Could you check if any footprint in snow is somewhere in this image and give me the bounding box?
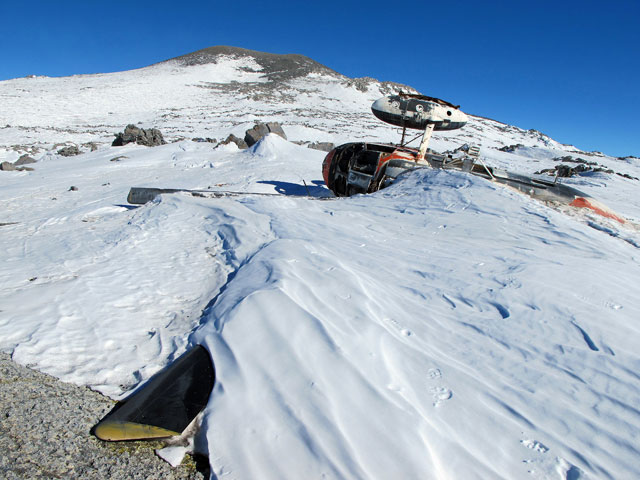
[520,436,558,477]
[427,368,451,406]
[430,386,453,407]
[520,438,549,454]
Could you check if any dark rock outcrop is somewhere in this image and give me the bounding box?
[552,155,597,165]
[244,124,270,147]
[244,122,287,147]
[220,134,248,149]
[536,163,614,178]
[499,144,524,153]
[57,145,80,157]
[15,155,37,166]
[536,155,639,180]
[164,46,340,82]
[112,125,166,147]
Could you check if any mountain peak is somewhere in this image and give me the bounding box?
[163,45,341,81]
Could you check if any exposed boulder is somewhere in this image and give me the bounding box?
[1,161,16,171]
[244,122,287,147]
[57,145,80,157]
[1,159,35,172]
[112,124,166,147]
[308,142,335,152]
[265,122,286,139]
[15,155,37,166]
[244,124,269,147]
[220,134,248,149]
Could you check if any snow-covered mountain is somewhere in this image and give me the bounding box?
[0,46,628,155]
[1,47,639,479]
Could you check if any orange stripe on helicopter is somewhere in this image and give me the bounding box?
[569,197,626,224]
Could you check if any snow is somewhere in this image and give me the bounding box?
[1,55,640,479]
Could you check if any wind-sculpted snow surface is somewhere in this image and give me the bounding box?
[184,166,640,479]
[1,132,639,478]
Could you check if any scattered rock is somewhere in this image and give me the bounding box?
[618,172,640,180]
[0,161,16,171]
[69,186,79,191]
[552,155,598,165]
[244,122,287,147]
[444,144,472,155]
[15,154,37,166]
[345,77,376,93]
[220,134,248,149]
[113,124,166,147]
[499,144,524,153]
[83,142,99,152]
[536,163,614,178]
[308,142,335,152]
[535,155,637,180]
[57,145,80,157]
[0,159,33,172]
[192,137,217,143]
[110,155,129,162]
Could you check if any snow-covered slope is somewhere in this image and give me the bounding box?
[1,47,640,479]
[0,46,606,153]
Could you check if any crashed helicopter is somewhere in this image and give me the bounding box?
[321,92,625,224]
[126,92,625,225]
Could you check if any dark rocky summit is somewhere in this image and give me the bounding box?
[164,46,340,82]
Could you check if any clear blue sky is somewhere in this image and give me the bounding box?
[1,0,638,157]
